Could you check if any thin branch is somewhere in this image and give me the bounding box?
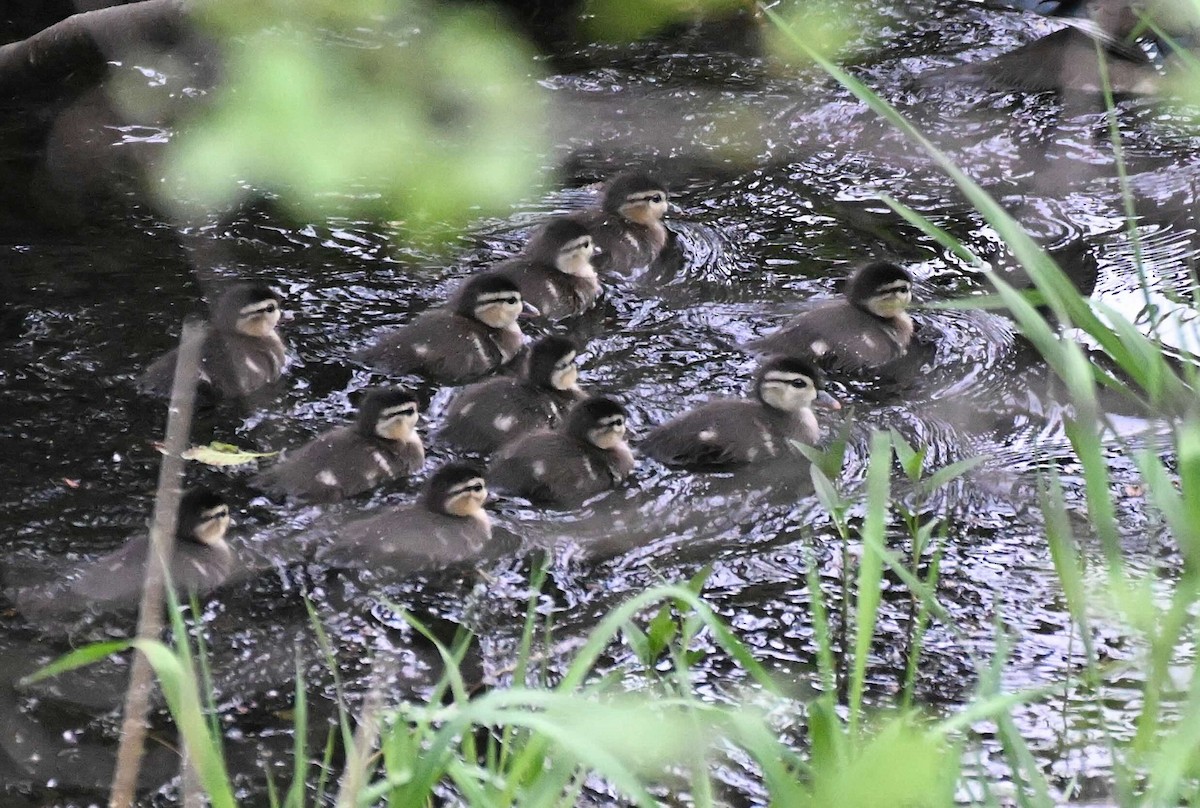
[109,317,203,808]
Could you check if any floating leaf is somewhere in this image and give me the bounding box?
[181,442,278,467]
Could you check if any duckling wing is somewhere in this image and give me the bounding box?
[441,379,559,453]
[751,303,905,372]
[569,210,649,277]
[643,400,773,468]
[357,312,503,382]
[253,427,402,503]
[491,432,613,505]
[317,508,488,572]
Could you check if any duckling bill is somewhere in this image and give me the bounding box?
[251,388,424,503]
[751,261,915,374]
[642,356,839,469]
[15,489,235,619]
[494,218,602,320]
[315,462,490,572]
[489,396,634,506]
[138,283,287,401]
[440,336,585,453]
[356,273,531,383]
[569,172,672,277]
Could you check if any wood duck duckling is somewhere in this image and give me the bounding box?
[356,273,532,383]
[440,336,585,453]
[16,489,235,619]
[751,261,915,374]
[251,388,424,503]
[570,172,671,277]
[642,356,840,469]
[138,283,286,401]
[489,396,634,506]
[494,218,601,320]
[942,0,1160,94]
[315,462,490,572]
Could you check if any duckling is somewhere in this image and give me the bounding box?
[494,218,601,320]
[16,488,235,618]
[138,283,287,400]
[750,261,915,374]
[642,356,840,469]
[570,172,671,277]
[489,396,634,506]
[942,0,1160,94]
[315,462,490,571]
[440,336,585,453]
[251,389,424,503]
[356,273,530,383]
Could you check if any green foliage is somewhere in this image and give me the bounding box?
[164,0,546,240]
[582,0,747,43]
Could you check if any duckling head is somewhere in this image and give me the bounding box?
[423,462,489,519]
[455,273,526,330]
[527,335,580,392]
[602,172,669,228]
[566,396,628,450]
[178,488,231,547]
[756,355,840,415]
[846,261,913,320]
[214,283,284,338]
[528,218,598,278]
[357,388,420,442]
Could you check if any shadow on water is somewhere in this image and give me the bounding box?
[1,0,1197,802]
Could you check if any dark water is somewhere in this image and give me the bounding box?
[2,0,1198,804]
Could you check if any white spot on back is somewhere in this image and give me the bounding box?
[372,452,393,474]
[413,343,429,357]
[470,333,489,364]
[760,429,776,456]
[861,335,877,349]
[810,340,829,356]
[244,356,263,373]
[532,460,546,478]
[459,402,474,415]
[317,470,338,487]
[493,414,516,432]
[698,429,717,442]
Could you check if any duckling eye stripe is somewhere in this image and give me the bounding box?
[201,506,228,521]
[560,238,591,252]
[381,405,416,418]
[627,193,665,204]
[240,301,278,316]
[876,282,910,294]
[477,294,520,306]
[764,372,806,385]
[449,480,485,496]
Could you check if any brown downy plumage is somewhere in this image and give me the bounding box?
[569,172,671,278]
[642,356,840,469]
[489,396,634,506]
[15,489,235,619]
[439,336,585,453]
[251,388,424,503]
[315,463,491,572]
[355,273,530,384]
[751,261,915,374]
[493,218,601,320]
[138,283,287,401]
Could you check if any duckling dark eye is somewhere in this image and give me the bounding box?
[262,303,278,314]
[791,380,809,389]
[458,483,484,494]
[650,194,663,204]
